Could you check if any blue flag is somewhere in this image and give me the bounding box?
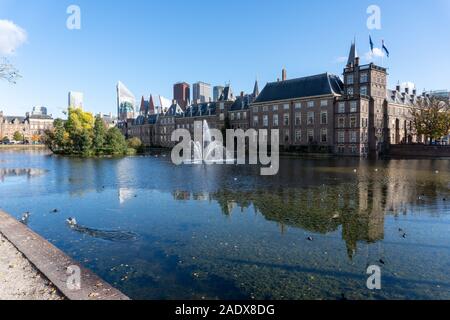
[382,40,390,57]
[369,35,374,52]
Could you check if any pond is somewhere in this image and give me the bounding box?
[0,149,449,300]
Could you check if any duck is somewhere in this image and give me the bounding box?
[307,236,314,242]
[20,212,30,224]
[66,217,78,226]
[379,259,385,265]
[51,209,59,213]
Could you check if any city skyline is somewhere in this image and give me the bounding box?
[0,0,449,118]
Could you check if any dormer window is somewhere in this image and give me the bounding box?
[347,87,354,95]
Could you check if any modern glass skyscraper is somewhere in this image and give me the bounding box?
[193,82,212,103]
[117,81,136,121]
[68,91,84,109]
[213,86,225,102]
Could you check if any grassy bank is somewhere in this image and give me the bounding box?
[0,145,48,150]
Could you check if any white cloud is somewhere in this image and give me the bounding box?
[0,20,27,55]
[364,47,385,61]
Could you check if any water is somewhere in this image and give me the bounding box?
[0,149,449,300]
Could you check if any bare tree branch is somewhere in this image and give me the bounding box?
[0,58,21,84]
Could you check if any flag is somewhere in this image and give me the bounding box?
[382,40,390,57]
[369,35,374,53]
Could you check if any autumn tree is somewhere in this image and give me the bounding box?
[411,97,450,144]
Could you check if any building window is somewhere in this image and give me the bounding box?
[350,131,357,143]
[346,74,354,85]
[230,113,235,121]
[307,101,314,108]
[360,86,368,96]
[253,106,259,112]
[321,128,328,143]
[253,116,259,127]
[307,129,314,143]
[360,73,368,83]
[273,105,278,111]
[283,114,290,126]
[237,112,241,120]
[243,112,247,120]
[220,114,225,121]
[350,101,357,113]
[338,131,345,143]
[273,114,279,127]
[284,130,290,142]
[350,116,357,128]
[347,87,354,95]
[320,100,328,107]
[283,104,290,110]
[220,103,225,110]
[295,102,301,110]
[307,112,314,125]
[262,106,269,112]
[263,115,269,127]
[338,102,345,113]
[295,130,301,142]
[295,113,301,126]
[320,111,328,125]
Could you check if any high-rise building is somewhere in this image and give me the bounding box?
[68,91,84,109]
[173,82,190,109]
[31,106,48,116]
[117,81,136,121]
[193,82,212,103]
[213,86,225,102]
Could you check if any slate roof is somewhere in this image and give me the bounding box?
[253,73,343,104]
[230,95,252,112]
[386,89,426,106]
[184,102,217,118]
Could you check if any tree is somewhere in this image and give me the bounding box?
[105,127,128,155]
[2,136,9,144]
[65,107,94,134]
[411,97,450,144]
[13,131,24,142]
[127,137,142,149]
[0,58,21,84]
[93,115,107,154]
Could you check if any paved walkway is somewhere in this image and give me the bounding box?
[0,233,64,300]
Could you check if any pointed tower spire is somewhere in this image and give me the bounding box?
[253,78,260,98]
[347,40,358,67]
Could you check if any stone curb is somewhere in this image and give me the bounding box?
[0,210,130,300]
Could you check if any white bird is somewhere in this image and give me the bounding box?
[66,217,78,226]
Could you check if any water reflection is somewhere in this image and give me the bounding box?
[68,223,139,242]
[0,168,47,181]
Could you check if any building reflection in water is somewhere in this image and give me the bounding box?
[171,160,448,259]
[0,168,47,182]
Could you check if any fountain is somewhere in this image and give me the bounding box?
[185,120,234,164]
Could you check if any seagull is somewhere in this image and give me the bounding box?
[379,259,385,265]
[307,236,314,242]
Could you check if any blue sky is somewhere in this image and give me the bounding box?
[1,0,449,118]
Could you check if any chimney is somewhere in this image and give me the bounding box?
[282,68,287,81]
[405,87,410,94]
[277,78,280,82]
[240,91,244,98]
[396,84,401,92]
[412,89,417,96]
[355,57,360,66]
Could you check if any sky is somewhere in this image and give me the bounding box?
[1,0,449,118]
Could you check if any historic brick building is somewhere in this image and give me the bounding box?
[126,42,428,156]
[0,110,54,142]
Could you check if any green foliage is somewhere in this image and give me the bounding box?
[13,131,24,142]
[411,97,450,144]
[2,136,9,143]
[44,109,129,157]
